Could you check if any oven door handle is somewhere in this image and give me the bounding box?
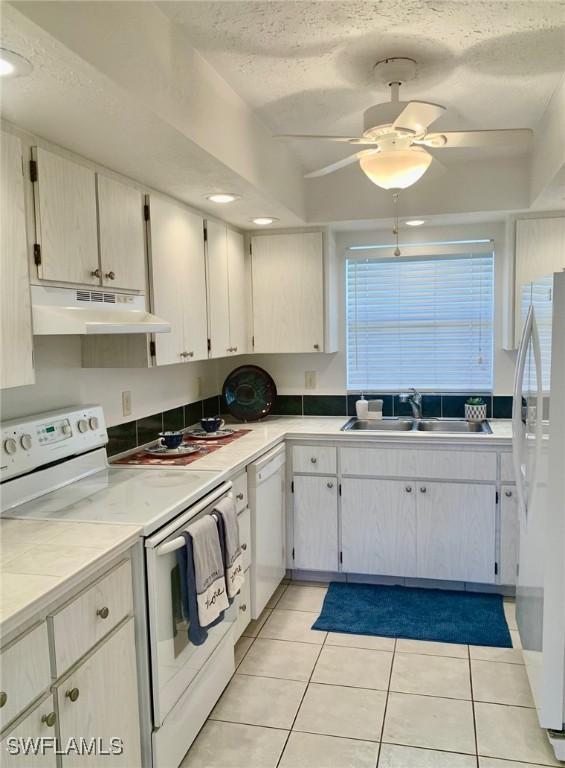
[145,482,233,553]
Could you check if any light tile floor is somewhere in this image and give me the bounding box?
[181,585,563,768]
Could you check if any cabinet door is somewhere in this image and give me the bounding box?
[251,232,324,353]
[226,228,247,355]
[97,174,146,292]
[417,482,496,583]
[341,479,417,577]
[0,694,57,768]
[181,211,208,362]
[33,147,99,285]
[500,486,519,585]
[206,219,230,358]
[293,475,338,571]
[1,131,34,389]
[56,618,141,767]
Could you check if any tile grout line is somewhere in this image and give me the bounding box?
[375,636,397,768]
[467,643,480,768]
[274,609,329,768]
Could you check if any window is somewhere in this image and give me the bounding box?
[346,252,494,392]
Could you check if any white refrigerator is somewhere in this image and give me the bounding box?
[513,270,565,759]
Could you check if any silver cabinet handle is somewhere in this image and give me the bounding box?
[505,490,513,497]
[233,346,238,352]
[65,688,80,703]
[327,482,334,489]
[0,691,6,708]
[41,712,57,728]
[420,487,427,494]
[105,271,115,280]
[239,604,247,612]
[236,492,244,501]
[241,543,248,551]
[187,351,194,358]
[310,457,317,464]
[405,486,412,493]
[313,343,320,350]
[96,606,109,619]
[91,268,101,278]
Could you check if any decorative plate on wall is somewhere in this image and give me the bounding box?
[222,365,277,422]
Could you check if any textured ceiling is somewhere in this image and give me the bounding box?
[160,0,565,171]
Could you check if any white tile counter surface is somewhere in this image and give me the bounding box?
[0,416,512,638]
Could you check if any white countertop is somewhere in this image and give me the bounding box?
[0,415,512,638]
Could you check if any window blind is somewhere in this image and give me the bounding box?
[346,253,494,392]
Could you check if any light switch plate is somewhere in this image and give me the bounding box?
[305,371,317,389]
[122,390,132,417]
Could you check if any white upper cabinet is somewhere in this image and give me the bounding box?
[32,147,99,285]
[1,131,34,389]
[149,196,208,366]
[251,232,325,353]
[226,227,247,355]
[206,220,247,358]
[96,174,146,292]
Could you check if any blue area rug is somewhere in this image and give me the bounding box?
[312,582,512,647]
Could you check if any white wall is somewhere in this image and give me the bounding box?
[220,220,518,395]
[0,337,221,427]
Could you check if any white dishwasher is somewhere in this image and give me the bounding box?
[248,443,286,619]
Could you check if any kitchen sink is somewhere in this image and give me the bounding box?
[341,417,491,434]
[342,418,414,431]
[416,419,492,434]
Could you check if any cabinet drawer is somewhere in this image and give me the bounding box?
[340,447,497,481]
[238,506,251,571]
[293,445,336,475]
[50,560,133,676]
[235,571,251,642]
[500,452,515,483]
[0,623,51,731]
[232,471,248,513]
[0,693,57,768]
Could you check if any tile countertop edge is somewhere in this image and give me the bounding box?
[0,527,141,640]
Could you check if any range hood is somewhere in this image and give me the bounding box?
[31,286,171,335]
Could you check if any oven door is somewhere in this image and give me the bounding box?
[145,481,236,727]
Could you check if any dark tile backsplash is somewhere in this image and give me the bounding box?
[303,395,347,416]
[106,391,513,457]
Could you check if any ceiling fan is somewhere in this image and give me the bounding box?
[276,58,532,190]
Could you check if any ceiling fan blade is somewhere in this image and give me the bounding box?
[304,149,378,178]
[275,133,364,143]
[392,101,446,135]
[420,129,533,149]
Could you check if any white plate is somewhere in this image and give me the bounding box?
[144,444,201,456]
[184,428,235,440]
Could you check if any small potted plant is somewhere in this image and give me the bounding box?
[465,397,487,422]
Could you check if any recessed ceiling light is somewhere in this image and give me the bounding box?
[205,193,240,204]
[251,217,279,226]
[0,49,33,78]
[405,219,426,226]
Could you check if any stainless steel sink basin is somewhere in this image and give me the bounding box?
[341,417,491,434]
[342,418,414,431]
[416,420,492,434]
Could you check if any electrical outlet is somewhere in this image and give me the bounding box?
[122,390,132,417]
[305,371,317,389]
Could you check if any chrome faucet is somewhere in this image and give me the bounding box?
[400,388,423,419]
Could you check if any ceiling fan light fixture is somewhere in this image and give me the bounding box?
[251,217,279,226]
[0,48,33,78]
[359,147,432,190]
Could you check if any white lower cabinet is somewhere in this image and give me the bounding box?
[292,476,338,571]
[0,694,58,768]
[55,618,141,767]
[500,485,519,585]
[416,482,496,583]
[341,479,417,578]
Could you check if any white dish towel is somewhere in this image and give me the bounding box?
[188,515,229,627]
[214,496,245,599]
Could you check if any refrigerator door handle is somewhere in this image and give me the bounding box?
[512,305,533,521]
